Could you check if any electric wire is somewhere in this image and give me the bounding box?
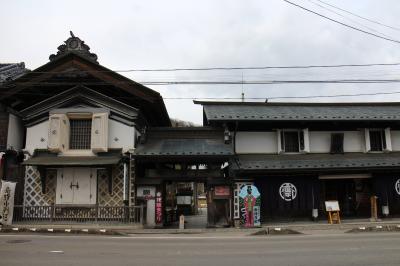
[9,62,400,75]
[315,0,400,31]
[306,0,396,39]
[283,0,400,44]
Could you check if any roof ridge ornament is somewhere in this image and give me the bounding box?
[49,31,98,63]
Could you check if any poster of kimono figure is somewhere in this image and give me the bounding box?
[239,185,261,227]
[0,181,16,225]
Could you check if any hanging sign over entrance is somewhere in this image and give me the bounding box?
[279,183,297,201]
[239,185,261,227]
[395,179,400,195]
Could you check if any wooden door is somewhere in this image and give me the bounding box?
[56,168,74,204]
[56,168,97,205]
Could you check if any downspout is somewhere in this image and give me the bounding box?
[123,156,129,206]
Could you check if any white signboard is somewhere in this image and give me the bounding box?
[137,186,156,198]
[177,196,192,205]
[325,201,340,212]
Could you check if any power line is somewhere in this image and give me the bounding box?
[163,90,400,100]
[283,0,400,44]
[3,79,400,88]
[10,62,400,75]
[315,0,400,31]
[306,0,396,39]
[5,87,400,100]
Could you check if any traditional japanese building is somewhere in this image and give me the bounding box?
[195,101,400,224]
[0,62,28,204]
[0,32,170,223]
[133,127,233,227]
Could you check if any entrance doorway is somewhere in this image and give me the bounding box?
[164,182,207,228]
[320,176,371,217]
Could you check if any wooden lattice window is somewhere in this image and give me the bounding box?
[69,119,92,149]
[282,131,300,152]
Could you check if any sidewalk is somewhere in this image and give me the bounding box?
[3,218,400,235]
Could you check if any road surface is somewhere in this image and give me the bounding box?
[1,232,400,266]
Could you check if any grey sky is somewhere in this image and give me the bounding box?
[2,0,400,124]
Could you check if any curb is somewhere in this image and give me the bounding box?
[0,226,127,236]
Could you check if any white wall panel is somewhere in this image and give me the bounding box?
[25,121,49,154]
[108,120,135,151]
[235,132,277,154]
[391,130,400,151]
[309,131,364,153]
[7,114,24,150]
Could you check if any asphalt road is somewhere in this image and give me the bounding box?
[1,232,400,266]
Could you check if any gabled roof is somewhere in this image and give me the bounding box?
[134,127,233,160]
[194,101,400,123]
[20,85,139,127]
[1,34,170,126]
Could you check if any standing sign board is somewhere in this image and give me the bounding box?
[325,200,341,224]
[239,185,261,227]
[0,181,17,225]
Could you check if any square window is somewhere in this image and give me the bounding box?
[283,131,300,152]
[69,119,92,149]
[369,130,385,152]
[330,133,344,154]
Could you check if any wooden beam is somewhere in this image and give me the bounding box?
[145,169,223,179]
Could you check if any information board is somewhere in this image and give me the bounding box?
[325,201,340,212]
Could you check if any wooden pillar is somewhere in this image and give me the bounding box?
[370,195,378,221]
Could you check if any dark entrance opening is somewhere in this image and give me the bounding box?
[164,181,208,228]
[321,178,371,217]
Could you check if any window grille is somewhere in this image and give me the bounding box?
[69,119,92,149]
[369,130,385,151]
[330,133,344,154]
[283,131,300,152]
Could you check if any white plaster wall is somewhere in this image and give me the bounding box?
[391,130,400,151]
[309,131,364,153]
[235,132,277,154]
[108,119,135,151]
[26,119,135,154]
[7,114,24,150]
[25,120,49,154]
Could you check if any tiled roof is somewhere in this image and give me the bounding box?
[233,153,400,171]
[195,101,400,121]
[134,127,233,157]
[0,63,28,84]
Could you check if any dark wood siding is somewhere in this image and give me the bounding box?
[0,112,9,150]
[373,174,400,217]
[255,176,319,222]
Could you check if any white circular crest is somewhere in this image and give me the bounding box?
[279,183,297,201]
[395,179,400,195]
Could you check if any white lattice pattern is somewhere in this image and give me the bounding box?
[97,164,124,206]
[23,166,56,206]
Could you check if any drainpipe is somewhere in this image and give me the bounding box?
[123,157,129,206]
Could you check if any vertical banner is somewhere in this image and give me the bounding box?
[0,181,16,225]
[239,185,261,227]
[155,191,163,225]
